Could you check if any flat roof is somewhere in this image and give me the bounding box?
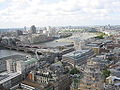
[25,58,38,65]
[22,80,43,88]
[86,43,99,46]
[0,72,21,84]
[51,61,63,66]
[63,49,92,60]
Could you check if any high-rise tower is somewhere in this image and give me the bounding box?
[30,25,36,34]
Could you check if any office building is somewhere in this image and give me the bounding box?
[16,30,23,36]
[30,25,36,34]
[62,49,94,66]
[79,58,104,90]
[0,72,21,89]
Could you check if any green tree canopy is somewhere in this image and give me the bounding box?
[102,69,111,78]
[70,68,80,75]
[95,35,104,39]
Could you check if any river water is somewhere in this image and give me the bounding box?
[0,32,96,58]
[0,49,28,58]
[0,41,72,58]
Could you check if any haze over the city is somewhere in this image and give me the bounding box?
[0,0,120,28]
[1,1,120,89]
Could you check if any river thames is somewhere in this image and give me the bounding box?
[0,32,97,58]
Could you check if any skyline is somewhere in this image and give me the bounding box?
[0,0,120,28]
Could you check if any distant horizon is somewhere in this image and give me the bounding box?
[0,0,120,28]
[0,24,120,29]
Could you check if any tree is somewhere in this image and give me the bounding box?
[107,57,113,61]
[70,68,80,75]
[95,35,104,39]
[102,69,111,78]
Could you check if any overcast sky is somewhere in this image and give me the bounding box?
[0,0,120,28]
